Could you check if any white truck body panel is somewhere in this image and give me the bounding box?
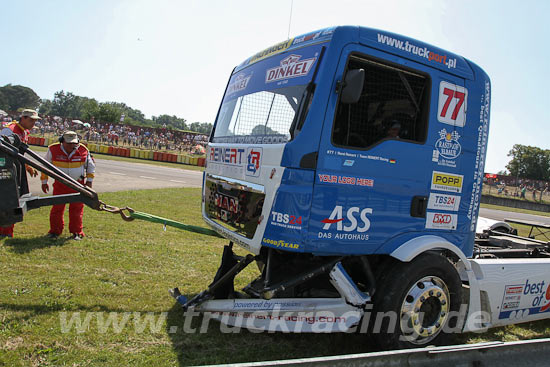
[469,258,550,328]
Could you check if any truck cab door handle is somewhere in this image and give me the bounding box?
[410,196,428,218]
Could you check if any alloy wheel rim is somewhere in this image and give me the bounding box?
[399,276,450,345]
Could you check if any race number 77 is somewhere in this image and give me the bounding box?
[437,81,468,127]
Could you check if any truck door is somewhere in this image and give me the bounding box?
[308,45,464,255]
[428,70,469,244]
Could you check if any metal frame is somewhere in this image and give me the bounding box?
[0,136,100,221]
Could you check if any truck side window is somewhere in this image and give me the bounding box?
[332,56,430,149]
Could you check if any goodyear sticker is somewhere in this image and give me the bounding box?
[431,171,463,193]
[262,237,301,250]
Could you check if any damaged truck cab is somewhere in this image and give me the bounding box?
[204,26,487,258]
[173,26,550,349]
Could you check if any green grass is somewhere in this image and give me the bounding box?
[0,188,375,366]
[2,190,550,366]
[27,145,205,172]
[481,203,550,217]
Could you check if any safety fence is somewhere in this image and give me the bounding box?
[205,338,550,367]
[26,136,206,167]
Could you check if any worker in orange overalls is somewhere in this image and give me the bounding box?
[0,109,40,238]
[41,131,96,240]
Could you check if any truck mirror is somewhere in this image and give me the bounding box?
[341,69,365,104]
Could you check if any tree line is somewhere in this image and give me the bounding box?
[0,84,213,135]
[3,85,548,180]
[505,144,550,181]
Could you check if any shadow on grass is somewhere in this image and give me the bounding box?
[0,302,140,326]
[2,235,71,254]
[165,301,377,366]
[165,301,550,366]
[1,302,137,315]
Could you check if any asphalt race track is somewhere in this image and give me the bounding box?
[479,207,550,225]
[25,155,548,225]
[28,156,203,195]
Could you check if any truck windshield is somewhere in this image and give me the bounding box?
[212,43,324,144]
[213,85,307,144]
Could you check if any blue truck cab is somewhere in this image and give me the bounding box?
[188,25,495,349]
[203,26,490,260]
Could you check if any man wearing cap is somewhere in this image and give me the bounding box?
[41,131,96,240]
[0,109,40,143]
[0,109,40,238]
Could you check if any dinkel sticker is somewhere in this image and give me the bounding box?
[265,54,316,83]
[227,72,252,95]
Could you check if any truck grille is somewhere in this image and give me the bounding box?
[204,174,265,239]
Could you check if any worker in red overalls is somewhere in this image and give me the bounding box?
[0,109,40,238]
[41,131,96,240]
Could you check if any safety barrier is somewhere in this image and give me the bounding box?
[27,136,47,146]
[27,137,206,168]
[482,194,550,213]
[205,338,550,367]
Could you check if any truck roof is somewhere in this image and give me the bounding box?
[235,26,478,80]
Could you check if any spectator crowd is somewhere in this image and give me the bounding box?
[484,175,550,203]
[1,113,208,154]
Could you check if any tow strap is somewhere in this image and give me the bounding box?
[99,202,222,237]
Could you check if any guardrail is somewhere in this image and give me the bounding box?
[26,136,206,167]
[482,194,550,212]
[205,338,550,367]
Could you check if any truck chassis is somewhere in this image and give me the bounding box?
[171,228,550,349]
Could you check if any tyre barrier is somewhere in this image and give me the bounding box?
[26,137,205,168]
[27,136,47,146]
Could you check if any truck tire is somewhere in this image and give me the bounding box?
[370,252,462,349]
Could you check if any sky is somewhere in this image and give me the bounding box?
[2,0,549,173]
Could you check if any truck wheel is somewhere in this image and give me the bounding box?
[371,253,462,349]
